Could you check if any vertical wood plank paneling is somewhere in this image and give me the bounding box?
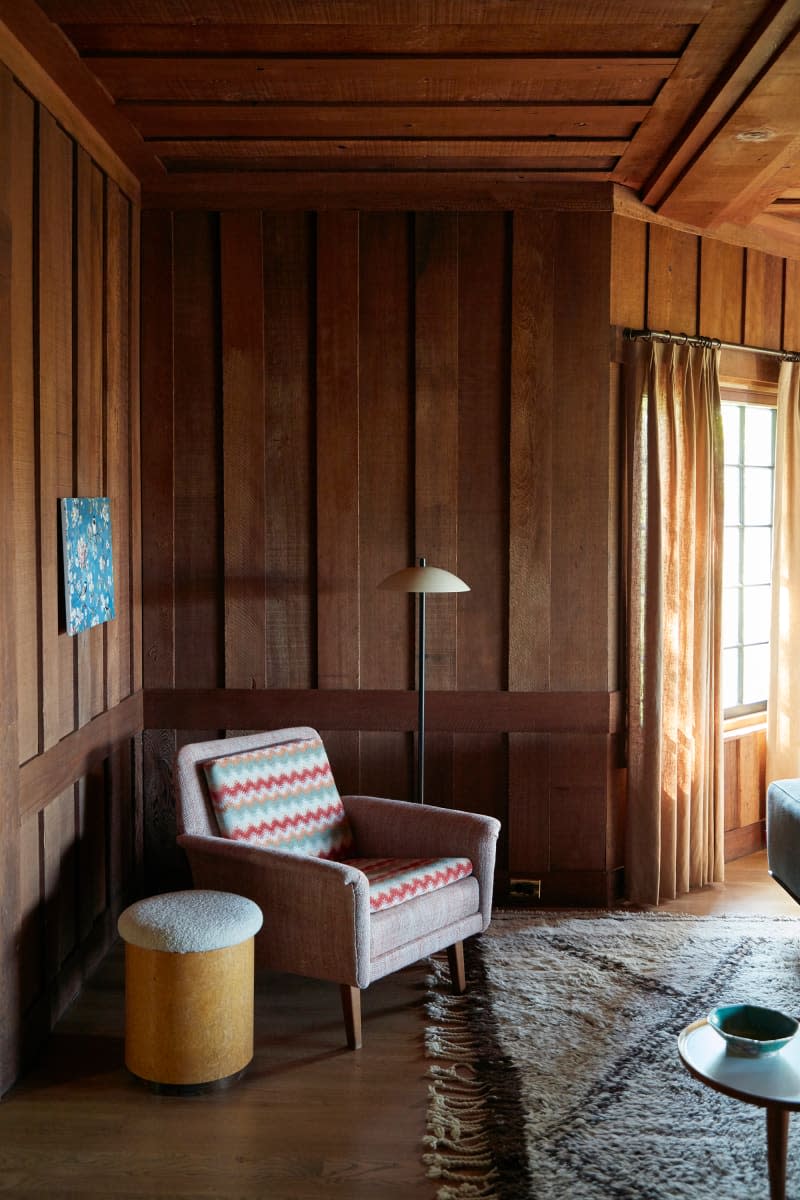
[77,764,106,940]
[173,212,222,691]
[140,210,176,888]
[508,211,556,874]
[0,62,22,1093]
[784,258,800,350]
[646,224,699,332]
[610,214,648,329]
[509,211,554,693]
[359,213,412,800]
[221,211,267,689]
[455,212,508,824]
[10,84,38,763]
[129,205,143,694]
[744,250,784,349]
[38,109,75,748]
[140,210,175,689]
[457,213,508,692]
[415,212,459,805]
[263,213,315,689]
[75,149,105,725]
[105,182,132,707]
[42,788,77,981]
[317,211,360,791]
[551,212,614,690]
[549,212,615,873]
[18,811,42,1014]
[698,238,744,343]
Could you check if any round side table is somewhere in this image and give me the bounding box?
[678,1018,800,1200]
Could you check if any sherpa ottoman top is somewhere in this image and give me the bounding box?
[118,890,263,954]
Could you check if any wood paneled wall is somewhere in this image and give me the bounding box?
[0,62,142,1094]
[141,207,624,903]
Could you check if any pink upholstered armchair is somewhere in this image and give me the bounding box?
[175,726,500,1049]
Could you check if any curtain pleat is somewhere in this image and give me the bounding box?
[767,362,800,783]
[625,340,724,905]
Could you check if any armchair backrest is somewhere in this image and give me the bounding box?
[175,726,322,839]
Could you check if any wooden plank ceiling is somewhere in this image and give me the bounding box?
[18,0,800,244]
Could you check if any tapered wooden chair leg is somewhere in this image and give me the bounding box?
[447,941,466,994]
[341,984,362,1049]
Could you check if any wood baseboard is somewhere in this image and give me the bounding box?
[725,820,766,862]
[496,867,624,909]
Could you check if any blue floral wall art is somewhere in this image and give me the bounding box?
[60,497,116,636]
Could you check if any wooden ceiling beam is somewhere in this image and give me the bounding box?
[656,24,800,227]
[614,0,786,194]
[143,171,617,211]
[89,55,677,105]
[0,0,163,193]
[37,1,716,25]
[150,138,628,161]
[61,22,693,56]
[125,102,648,141]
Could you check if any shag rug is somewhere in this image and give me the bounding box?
[423,911,800,1200]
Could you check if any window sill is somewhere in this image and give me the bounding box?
[723,712,767,740]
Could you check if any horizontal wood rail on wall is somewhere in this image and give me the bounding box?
[144,688,623,736]
[18,690,143,820]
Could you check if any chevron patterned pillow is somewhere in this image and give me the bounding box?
[203,736,354,860]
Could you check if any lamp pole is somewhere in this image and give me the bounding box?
[377,559,469,805]
[417,556,426,805]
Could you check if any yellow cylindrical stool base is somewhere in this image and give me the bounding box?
[124,938,254,1089]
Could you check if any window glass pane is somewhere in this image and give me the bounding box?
[723,527,740,587]
[742,584,771,643]
[722,406,741,463]
[723,647,740,710]
[724,465,740,525]
[723,587,740,647]
[743,467,773,525]
[743,643,770,706]
[744,407,774,466]
[743,527,772,585]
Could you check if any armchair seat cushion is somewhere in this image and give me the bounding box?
[369,875,480,962]
[203,735,354,860]
[343,855,473,912]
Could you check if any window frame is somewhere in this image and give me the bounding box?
[720,380,777,728]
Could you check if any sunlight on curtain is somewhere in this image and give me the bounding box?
[625,339,724,905]
[767,362,800,783]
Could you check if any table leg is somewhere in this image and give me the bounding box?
[766,1105,789,1200]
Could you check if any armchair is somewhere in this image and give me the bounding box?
[175,726,500,1048]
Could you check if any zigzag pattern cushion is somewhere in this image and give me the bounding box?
[342,856,473,912]
[203,737,354,860]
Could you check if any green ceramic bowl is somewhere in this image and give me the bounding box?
[708,1004,799,1057]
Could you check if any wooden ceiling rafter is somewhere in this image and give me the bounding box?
[0,0,797,260]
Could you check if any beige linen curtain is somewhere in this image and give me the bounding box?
[625,339,725,905]
[767,361,800,783]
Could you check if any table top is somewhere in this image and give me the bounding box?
[678,1019,800,1110]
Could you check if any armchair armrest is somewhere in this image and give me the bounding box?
[341,795,500,930]
[177,833,372,987]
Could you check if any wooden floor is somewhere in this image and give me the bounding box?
[0,851,795,1199]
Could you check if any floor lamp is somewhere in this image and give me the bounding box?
[378,557,469,803]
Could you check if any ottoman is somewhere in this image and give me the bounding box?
[118,889,263,1093]
[767,779,800,905]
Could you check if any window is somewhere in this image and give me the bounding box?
[721,388,776,717]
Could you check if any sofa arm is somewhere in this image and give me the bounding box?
[177,833,372,987]
[342,795,500,930]
[767,780,800,905]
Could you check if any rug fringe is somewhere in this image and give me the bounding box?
[423,957,502,1200]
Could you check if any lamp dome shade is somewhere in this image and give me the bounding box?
[378,564,470,594]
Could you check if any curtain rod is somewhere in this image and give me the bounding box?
[623,326,800,363]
